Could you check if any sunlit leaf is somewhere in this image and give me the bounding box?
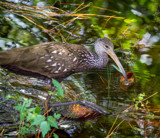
[111,64,122,73]
[138,96,143,101]
[32,115,45,126]
[135,104,138,110]
[124,19,136,24]
[54,113,61,119]
[47,116,58,128]
[57,87,63,97]
[14,104,22,111]
[52,79,60,87]
[27,113,36,121]
[40,121,51,138]
[28,108,36,113]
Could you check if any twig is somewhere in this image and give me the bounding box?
[122,92,158,113]
[107,114,119,137]
[106,119,125,138]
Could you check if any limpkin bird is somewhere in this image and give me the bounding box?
[0,38,127,84]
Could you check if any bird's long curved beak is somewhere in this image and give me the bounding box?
[107,49,128,80]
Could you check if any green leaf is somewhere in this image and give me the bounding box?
[6,95,16,99]
[135,104,138,110]
[52,79,60,87]
[138,96,143,101]
[53,133,59,138]
[35,106,41,114]
[146,114,155,120]
[28,108,36,113]
[124,19,136,24]
[47,116,58,128]
[140,93,145,97]
[132,126,137,130]
[27,113,36,122]
[54,113,61,119]
[32,115,45,126]
[30,126,36,132]
[52,119,58,128]
[25,99,32,107]
[57,87,63,97]
[20,112,26,122]
[25,123,30,127]
[111,64,122,73]
[14,104,22,111]
[21,127,28,135]
[47,116,54,121]
[40,121,51,138]
[48,91,53,95]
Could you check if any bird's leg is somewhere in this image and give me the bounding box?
[44,79,55,114]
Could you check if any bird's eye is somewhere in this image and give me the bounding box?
[105,45,109,48]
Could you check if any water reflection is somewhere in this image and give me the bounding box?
[139,32,160,46]
[140,54,152,65]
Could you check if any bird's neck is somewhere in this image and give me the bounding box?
[89,52,108,69]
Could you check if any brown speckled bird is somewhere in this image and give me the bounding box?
[0,38,127,83]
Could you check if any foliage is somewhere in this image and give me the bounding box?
[13,98,61,137]
[11,79,64,137]
[133,93,146,110]
[131,93,156,136]
[111,64,122,73]
[48,79,64,102]
[133,93,155,119]
[52,79,63,97]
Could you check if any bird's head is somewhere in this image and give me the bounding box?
[95,38,128,80]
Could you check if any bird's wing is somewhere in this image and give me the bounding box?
[0,42,81,79]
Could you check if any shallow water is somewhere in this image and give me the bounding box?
[0,46,159,137]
